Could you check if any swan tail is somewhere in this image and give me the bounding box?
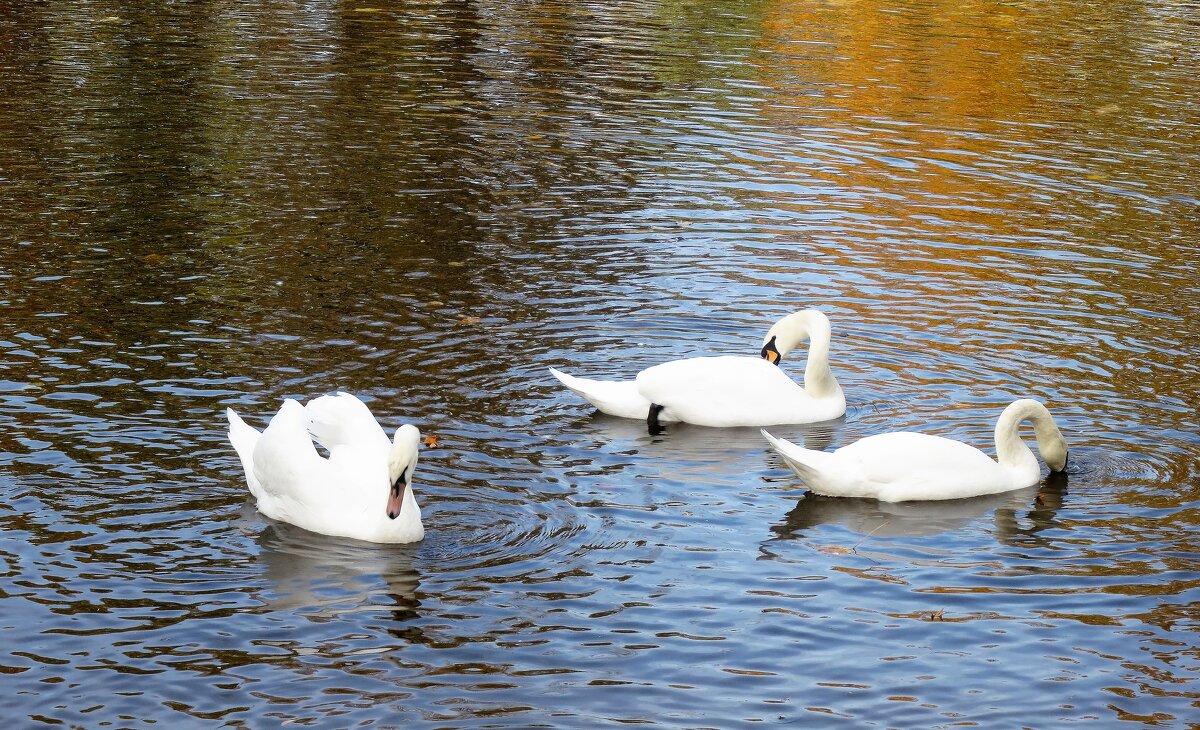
[226,408,264,497]
[549,367,652,420]
[762,430,844,493]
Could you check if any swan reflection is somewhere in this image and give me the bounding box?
[586,412,843,455]
[254,521,422,619]
[992,470,1070,546]
[771,471,1069,541]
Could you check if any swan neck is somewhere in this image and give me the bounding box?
[799,314,839,399]
[994,399,1067,473]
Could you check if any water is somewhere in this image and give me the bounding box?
[1,1,1197,726]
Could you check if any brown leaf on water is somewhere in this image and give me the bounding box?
[422,434,441,448]
[815,545,852,555]
[457,316,482,326]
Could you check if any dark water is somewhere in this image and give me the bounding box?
[2,1,1198,726]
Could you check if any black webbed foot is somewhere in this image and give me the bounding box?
[647,404,665,435]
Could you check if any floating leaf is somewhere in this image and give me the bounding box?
[457,316,482,326]
[422,434,441,448]
[815,545,851,555]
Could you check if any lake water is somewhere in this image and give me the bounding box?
[1,1,1197,726]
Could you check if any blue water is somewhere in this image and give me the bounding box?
[1,1,1197,726]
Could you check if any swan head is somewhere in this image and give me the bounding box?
[1036,420,1069,473]
[1043,440,1069,473]
[386,424,421,520]
[760,310,831,365]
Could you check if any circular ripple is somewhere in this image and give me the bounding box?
[410,439,589,582]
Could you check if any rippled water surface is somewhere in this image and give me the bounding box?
[2,1,1198,726]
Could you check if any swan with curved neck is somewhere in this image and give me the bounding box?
[759,309,841,401]
[226,393,425,543]
[762,399,1068,501]
[549,309,846,429]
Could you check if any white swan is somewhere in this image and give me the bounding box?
[762,399,1068,502]
[226,392,424,543]
[549,310,845,429]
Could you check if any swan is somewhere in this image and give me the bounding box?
[761,399,1068,502]
[549,309,845,430]
[226,392,424,543]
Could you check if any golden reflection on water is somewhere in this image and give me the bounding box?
[718,2,1200,503]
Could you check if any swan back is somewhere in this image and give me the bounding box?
[765,429,1010,501]
[637,356,845,426]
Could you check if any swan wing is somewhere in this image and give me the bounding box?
[549,367,654,420]
[249,400,342,520]
[638,356,828,427]
[304,392,388,450]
